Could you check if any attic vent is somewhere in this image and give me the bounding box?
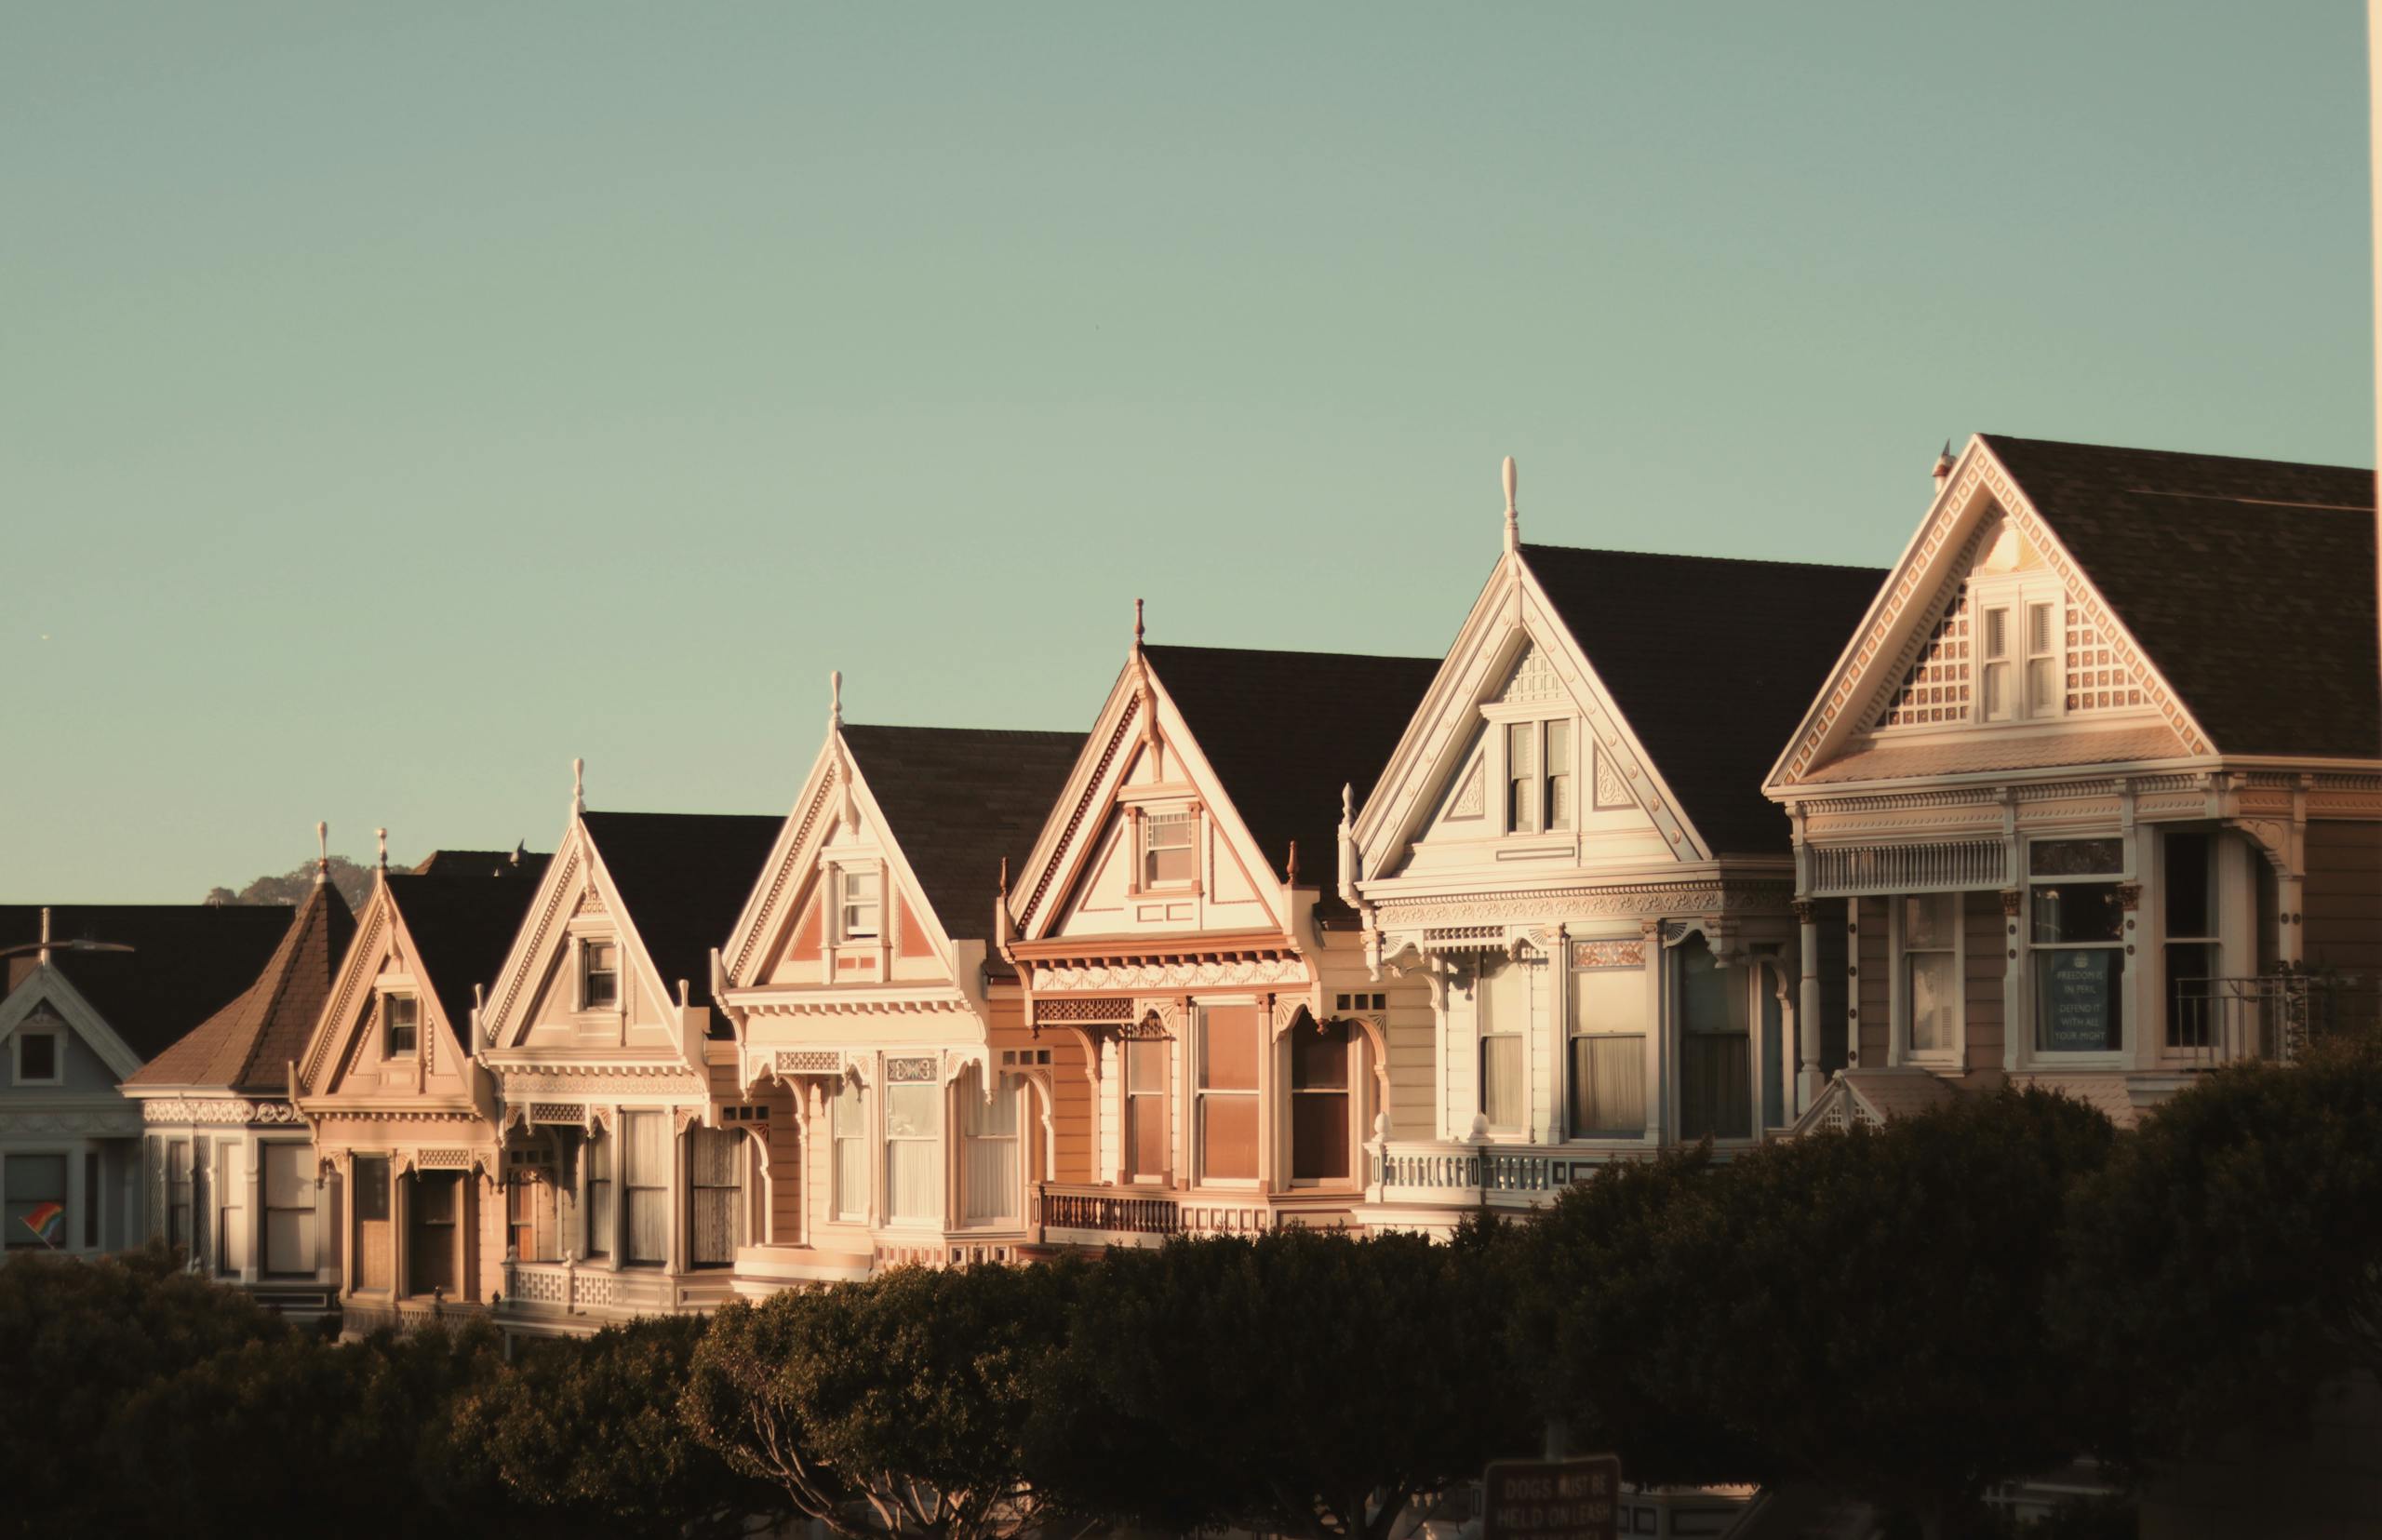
[1807,841,2006,897]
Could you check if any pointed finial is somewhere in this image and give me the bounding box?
[1932,439,1955,489]
[997,856,1010,897]
[511,839,525,868]
[1340,783,1354,826]
[375,827,389,872]
[1133,596,1145,650]
[315,821,329,884]
[36,905,51,968]
[1502,456,1519,556]
[571,757,585,815]
[829,669,843,729]
[1286,839,1300,888]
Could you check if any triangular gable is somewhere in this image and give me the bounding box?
[1353,552,1713,878]
[296,879,477,1105]
[0,965,142,1079]
[1768,435,2215,791]
[477,818,691,1062]
[1007,655,1292,944]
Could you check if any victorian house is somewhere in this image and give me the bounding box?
[124,840,355,1317]
[1343,462,1885,1225]
[478,772,780,1336]
[996,621,1441,1245]
[1764,435,2381,1130]
[1,904,288,1258]
[711,693,1086,1284]
[293,844,548,1334]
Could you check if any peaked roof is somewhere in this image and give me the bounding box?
[0,905,293,1062]
[127,881,355,1093]
[840,725,1087,943]
[411,848,538,878]
[1520,545,1888,854]
[1141,644,1443,917]
[580,811,783,1005]
[1980,435,2379,760]
[382,852,552,1044]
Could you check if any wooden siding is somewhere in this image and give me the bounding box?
[2305,820,2382,974]
[1046,1032,1093,1184]
[1963,889,2007,1076]
[1384,994,1436,1140]
[1855,896,1890,1067]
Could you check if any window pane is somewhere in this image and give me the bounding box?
[2164,833,2213,939]
[1199,1007,1259,1092]
[18,1032,57,1080]
[885,1083,939,1140]
[625,1190,668,1265]
[2027,658,2055,716]
[1479,1034,1524,1129]
[1679,1034,1751,1140]
[689,1128,742,1266]
[1901,893,1956,949]
[1290,1024,1349,1090]
[1291,1091,1349,1181]
[1983,607,2009,659]
[834,1134,868,1218]
[1907,951,1957,1053]
[1198,1095,1259,1181]
[1126,1038,1167,1094]
[2031,882,2123,944]
[1144,812,1198,885]
[1544,719,1571,774]
[832,1080,863,1136]
[5,1154,67,1250]
[262,1144,314,1209]
[1569,1034,1645,1136]
[2166,942,2219,1049]
[2035,947,2123,1051]
[1127,1093,1166,1180]
[2027,601,2054,654]
[886,1140,938,1222]
[1982,662,2009,719]
[1506,723,1536,832]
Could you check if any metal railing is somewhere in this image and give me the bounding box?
[2166,971,2380,1068]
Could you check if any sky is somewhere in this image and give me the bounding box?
[4,4,2372,902]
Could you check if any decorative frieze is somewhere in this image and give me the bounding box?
[416,1148,472,1169]
[140,1097,302,1127]
[1375,880,1792,930]
[487,1066,708,1098]
[885,1055,940,1084]
[1571,940,1644,971]
[1032,997,1135,1024]
[0,1108,144,1137]
[1026,956,1307,993]
[772,1050,842,1075]
[529,1103,583,1125]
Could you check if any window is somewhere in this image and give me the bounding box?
[831,1079,868,1221]
[2026,601,2059,717]
[2031,877,2126,1053]
[2163,832,2218,1051]
[582,1123,614,1259]
[14,1029,60,1085]
[505,1145,556,1263]
[1290,1021,1352,1182]
[1901,894,1960,1059]
[1124,1038,1167,1182]
[5,1154,66,1250]
[408,1173,459,1295]
[1504,719,1574,835]
[1544,720,1573,832]
[1569,962,1647,1138]
[1506,722,1537,833]
[884,1069,940,1223]
[840,868,882,941]
[167,1139,194,1254]
[582,940,620,1011]
[1976,585,2063,724]
[1141,810,1198,888]
[1477,961,1526,1132]
[621,1111,668,1266]
[383,996,418,1059]
[261,1143,316,1279]
[1196,1006,1261,1183]
[960,1067,1021,1223]
[688,1127,743,1267]
[215,1143,247,1277]
[354,1156,392,1289]
[1980,606,2013,722]
[1678,936,1751,1141]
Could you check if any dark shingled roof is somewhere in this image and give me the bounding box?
[839,726,1088,942]
[0,905,293,1063]
[127,881,355,1093]
[382,852,552,1045]
[1982,435,2379,760]
[1521,544,1889,855]
[581,812,784,1019]
[1141,644,1444,917]
[411,848,538,878]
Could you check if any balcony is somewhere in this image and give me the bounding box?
[1368,1140,1612,1212]
[495,1259,729,1329]
[2165,971,2381,1069]
[1031,1184,1293,1249]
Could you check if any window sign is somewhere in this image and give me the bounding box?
[2039,949,2120,1051]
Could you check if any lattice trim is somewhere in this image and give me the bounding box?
[729,769,837,978]
[1019,695,1138,931]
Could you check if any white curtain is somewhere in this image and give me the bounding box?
[832,1082,868,1219]
[961,1070,1019,1224]
[261,1143,315,1277]
[884,1083,940,1223]
[622,1112,669,1265]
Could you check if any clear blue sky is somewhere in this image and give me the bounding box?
[5,4,2371,901]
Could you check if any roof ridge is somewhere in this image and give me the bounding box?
[1978,431,2375,480]
[1520,541,1889,576]
[1141,641,1442,665]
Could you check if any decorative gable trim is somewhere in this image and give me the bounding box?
[1015,693,1140,934]
[725,744,840,981]
[299,888,392,1090]
[0,965,142,1080]
[485,838,584,1038]
[1772,439,2215,791]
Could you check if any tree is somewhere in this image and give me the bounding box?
[1648,1090,2119,1540]
[206,854,377,911]
[1028,1227,1534,1540]
[2056,1035,2382,1456]
[455,1315,788,1539]
[684,1262,1081,1538]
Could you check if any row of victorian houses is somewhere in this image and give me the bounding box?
[3,433,2375,1340]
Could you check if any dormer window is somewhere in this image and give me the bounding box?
[1504,718,1573,835]
[382,997,418,1059]
[1141,810,1198,888]
[582,940,620,1010]
[839,867,881,941]
[14,1027,60,1085]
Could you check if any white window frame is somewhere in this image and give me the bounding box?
[1890,892,1964,1069]
[1969,574,2064,726]
[578,935,622,1013]
[11,1024,63,1087]
[381,994,419,1061]
[1488,713,1577,837]
[830,1078,869,1223]
[837,864,883,943]
[1135,806,1201,893]
[2021,837,2130,1064]
[258,1137,318,1280]
[1193,1002,1262,1189]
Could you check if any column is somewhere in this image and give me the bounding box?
[2001,891,2027,1074]
[392,1165,410,1300]
[1793,901,1824,1114]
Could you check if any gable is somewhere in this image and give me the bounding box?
[481,829,681,1058]
[0,967,143,1083]
[301,892,475,1105]
[750,783,957,989]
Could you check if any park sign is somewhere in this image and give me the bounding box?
[1480,1453,1623,1540]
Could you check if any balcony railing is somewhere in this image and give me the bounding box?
[498,1258,674,1317]
[1031,1185,1286,1243]
[2167,971,2381,1068]
[1369,1141,1610,1208]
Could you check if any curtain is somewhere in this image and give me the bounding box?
[622,1112,668,1266]
[961,1071,1019,1223]
[1569,1034,1645,1136]
[688,1128,743,1266]
[885,1084,939,1223]
[261,1143,315,1277]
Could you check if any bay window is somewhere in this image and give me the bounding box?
[2029,839,2126,1053]
[1477,959,1527,1132]
[2163,831,2218,1051]
[260,1142,316,1278]
[408,1173,460,1295]
[1290,1021,1352,1182]
[167,1139,194,1253]
[582,1122,614,1260]
[884,1065,940,1223]
[1124,1038,1167,1182]
[353,1155,391,1290]
[1678,936,1751,1141]
[621,1111,668,1266]
[1569,956,1647,1137]
[831,1079,868,1221]
[960,1067,1021,1223]
[688,1126,743,1267]
[1196,1005,1260,1183]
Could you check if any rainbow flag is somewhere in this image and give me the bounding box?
[19,1201,63,1247]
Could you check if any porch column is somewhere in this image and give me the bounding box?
[65,1141,87,1256]
[242,1135,262,1284]
[667,1112,688,1275]
[1793,901,1823,1114]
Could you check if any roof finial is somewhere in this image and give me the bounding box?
[829,669,843,730]
[36,906,51,968]
[314,821,329,885]
[1341,783,1354,826]
[571,757,585,816]
[375,827,389,872]
[1286,839,1301,888]
[1133,596,1145,651]
[1502,455,1519,556]
[1932,439,1955,490]
[997,856,1010,897]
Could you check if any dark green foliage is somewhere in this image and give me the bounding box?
[456,1315,788,1539]
[684,1261,1080,1537]
[2057,1035,2382,1456]
[1029,1226,1534,1540]
[206,855,377,910]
